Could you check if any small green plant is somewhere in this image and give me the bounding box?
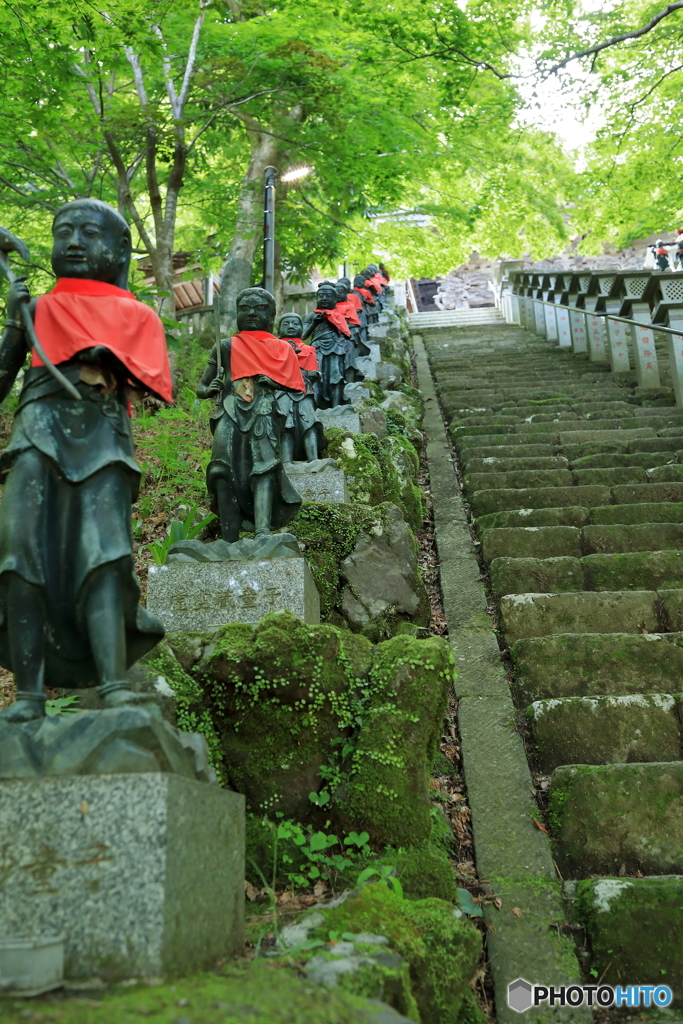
[45,694,80,717]
[356,863,404,898]
[146,503,216,565]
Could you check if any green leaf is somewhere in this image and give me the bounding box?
[457,887,483,918]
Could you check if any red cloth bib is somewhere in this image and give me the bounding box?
[347,292,363,310]
[315,308,351,337]
[292,341,319,372]
[335,300,361,327]
[34,278,173,402]
[230,331,304,392]
[357,287,375,304]
[366,278,382,293]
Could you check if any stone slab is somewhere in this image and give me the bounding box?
[498,590,659,643]
[147,558,320,631]
[317,405,361,435]
[284,464,348,503]
[481,526,583,563]
[0,774,244,979]
[470,484,611,518]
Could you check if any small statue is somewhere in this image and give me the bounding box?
[335,281,370,364]
[301,281,352,408]
[0,199,173,721]
[196,287,303,540]
[353,273,379,325]
[363,266,386,310]
[277,312,326,462]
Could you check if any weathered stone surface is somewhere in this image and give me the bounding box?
[481,526,583,563]
[380,391,421,429]
[647,463,683,482]
[658,589,683,630]
[359,406,388,438]
[499,591,659,644]
[471,484,611,518]
[167,533,300,563]
[0,706,214,782]
[465,469,573,494]
[375,361,403,385]
[589,501,683,525]
[460,443,554,462]
[612,481,683,504]
[147,557,320,631]
[0,774,244,978]
[511,632,683,702]
[549,762,683,876]
[572,876,683,1005]
[340,504,427,627]
[583,549,683,592]
[570,450,678,470]
[463,456,569,474]
[558,427,656,444]
[572,466,648,486]
[285,461,348,503]
[475,506,590,534]
[318,405,361,435]
[529,694,681,771]
[456,432,557,451]
[490,556,583,599]
[581,522,683,554]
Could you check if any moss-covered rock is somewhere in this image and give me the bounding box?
[308,883,481,1024]
[339,635,454,847]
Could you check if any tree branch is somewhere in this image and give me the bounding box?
[102,129,155,254]
[297,191,358,233]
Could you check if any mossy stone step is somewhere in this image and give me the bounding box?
[549,762,683,876]
[491,550,683,599]
[511,632,683,703]
[464,469,574,494]
[557,427,656,444]
[470,484,611,518]
[457,432,558,452]
[591,502,683,525]
[571,876,683,1004]
[582,523,683,554]
[648,464,683,483]
[461,443,555,463]
[570,451,678,470]
[499,590,659,643]
[572,467,648,487]
[612,482,683,504]
[482,526,583,562]
[475,506,590,534]
[463,456,569,475]
[528,694,681,771]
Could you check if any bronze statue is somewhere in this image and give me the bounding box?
[276,313,325,462]
[196,288,303,540]
[0,199,172,722]
[301,281,352,408]
[335,281,370,361]
[353,273,379,325]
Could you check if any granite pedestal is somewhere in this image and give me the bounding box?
[0,774,244,980]
[316,405,361,435]
[284,462,348,503]
[147,557,320,631]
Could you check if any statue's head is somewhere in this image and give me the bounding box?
[278,312,303,339]
[367,263,378,273]
[317,281,338,310]
[361,269,372,280]
[338,277,351,290]
[334,281,348,303]
[51,199,132,288]
[353,274,366,289]
[236,286,276,333]
[378,263,387,272]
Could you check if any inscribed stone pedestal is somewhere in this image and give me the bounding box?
[147,558,320,631]
[316,405,361,435]
[0,774,244,980]
[285,464,348,503]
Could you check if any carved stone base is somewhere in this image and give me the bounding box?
[284,460,348,503]
[0,774,244,979]
[147,557,320,631]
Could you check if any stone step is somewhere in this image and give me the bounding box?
[528,694,681,771]
[476,506,591,533]
[568,876,683,1000]
[470,485,611,517]
[511,632,683,703]
[461,443,556,462]
[591,501,683,525]
[463,456,569,474]
[490,550,683,599]
[482,523,683,562]
[464,469,574,493]
[549,762,683,877]
[570,450,680,470]
[498,590,661,643]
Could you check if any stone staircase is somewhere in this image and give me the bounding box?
[424,321,683,1001]
[408,308,505,330]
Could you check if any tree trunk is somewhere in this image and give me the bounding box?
[219,107,302,335]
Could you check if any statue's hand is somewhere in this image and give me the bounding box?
[6,277,29,322]
[208,376,223,396]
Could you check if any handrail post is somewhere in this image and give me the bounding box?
[605,316,631,372]
[568,308,588,354]
[586,313,608,363]
[629,306,661,388]
[664,319,683,406]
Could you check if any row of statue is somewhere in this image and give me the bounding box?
[0,197,390,720]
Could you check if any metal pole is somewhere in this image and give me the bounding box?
[263,165,277,296]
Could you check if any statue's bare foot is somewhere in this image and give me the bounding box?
[0,698,45,722]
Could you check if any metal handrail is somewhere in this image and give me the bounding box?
[520,295,683,339]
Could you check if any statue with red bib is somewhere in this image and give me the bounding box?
[196,287,303,540]
[0,199,172,722]
[276,312,326,462]
[301,280,353,408]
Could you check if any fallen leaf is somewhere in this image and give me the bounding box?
[511,907,524,917]
[532,817,549,834]
[492,896,502,910]
[244,881,259,901]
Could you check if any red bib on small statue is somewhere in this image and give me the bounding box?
[34,278,173,402]
[335,300,361,327]
[358,287,375,304]
[314,308,351,337]
[230,331,305,392]
[289,340,319,372]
